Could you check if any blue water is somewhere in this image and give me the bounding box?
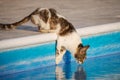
[0,31,120,79]
[0,52,120,80]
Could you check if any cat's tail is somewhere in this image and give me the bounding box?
[0,8,40,30]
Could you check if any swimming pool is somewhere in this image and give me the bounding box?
[0,31,120,80]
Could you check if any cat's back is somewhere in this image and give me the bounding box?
[58,32,81,52]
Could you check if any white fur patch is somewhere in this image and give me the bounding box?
[57,32,82,55]
[40,19,50,30]
[31,15,40,25]
[56,53,64,64]
[31,14,50,30]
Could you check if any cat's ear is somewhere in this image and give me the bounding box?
[78,43,84,48]
[80,45,90,54]
[82,45,90,51]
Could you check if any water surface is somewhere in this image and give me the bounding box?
[1,52,120,80]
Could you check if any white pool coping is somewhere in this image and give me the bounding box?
[0,22,120,51]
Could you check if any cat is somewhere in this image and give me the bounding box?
[0,8,89,64]
[54,17,89,64]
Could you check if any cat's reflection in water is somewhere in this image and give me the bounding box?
[55,64,86,80]
[74,65,86,80]
[55,66,65,80]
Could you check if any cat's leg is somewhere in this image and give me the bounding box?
[39,29,56,33]
[47,29,57,33]
[36,25,53,33]
[38,26,41,31]
[56,46,66,65]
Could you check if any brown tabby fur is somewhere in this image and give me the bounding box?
[0,8,90,64]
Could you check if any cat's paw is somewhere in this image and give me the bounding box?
[55,55,62,65]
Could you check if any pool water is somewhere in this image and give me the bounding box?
[0,31,120,79]
[0,52,120,80]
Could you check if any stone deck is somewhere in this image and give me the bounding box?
[0,0,120,40]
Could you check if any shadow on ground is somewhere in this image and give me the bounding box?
[17,25,38,32]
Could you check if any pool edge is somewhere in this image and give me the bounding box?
[0,22,120,51]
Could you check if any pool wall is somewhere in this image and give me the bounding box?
[0,22,120,76]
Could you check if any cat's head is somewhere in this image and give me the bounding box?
[74,44,90,64]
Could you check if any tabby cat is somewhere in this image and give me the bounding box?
[0,8,89,64]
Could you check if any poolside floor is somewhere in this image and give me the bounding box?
[0,0,120,40]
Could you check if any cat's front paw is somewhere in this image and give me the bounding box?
[55,55,62,65]
[39,29,49,33]
[56,58,61,65]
